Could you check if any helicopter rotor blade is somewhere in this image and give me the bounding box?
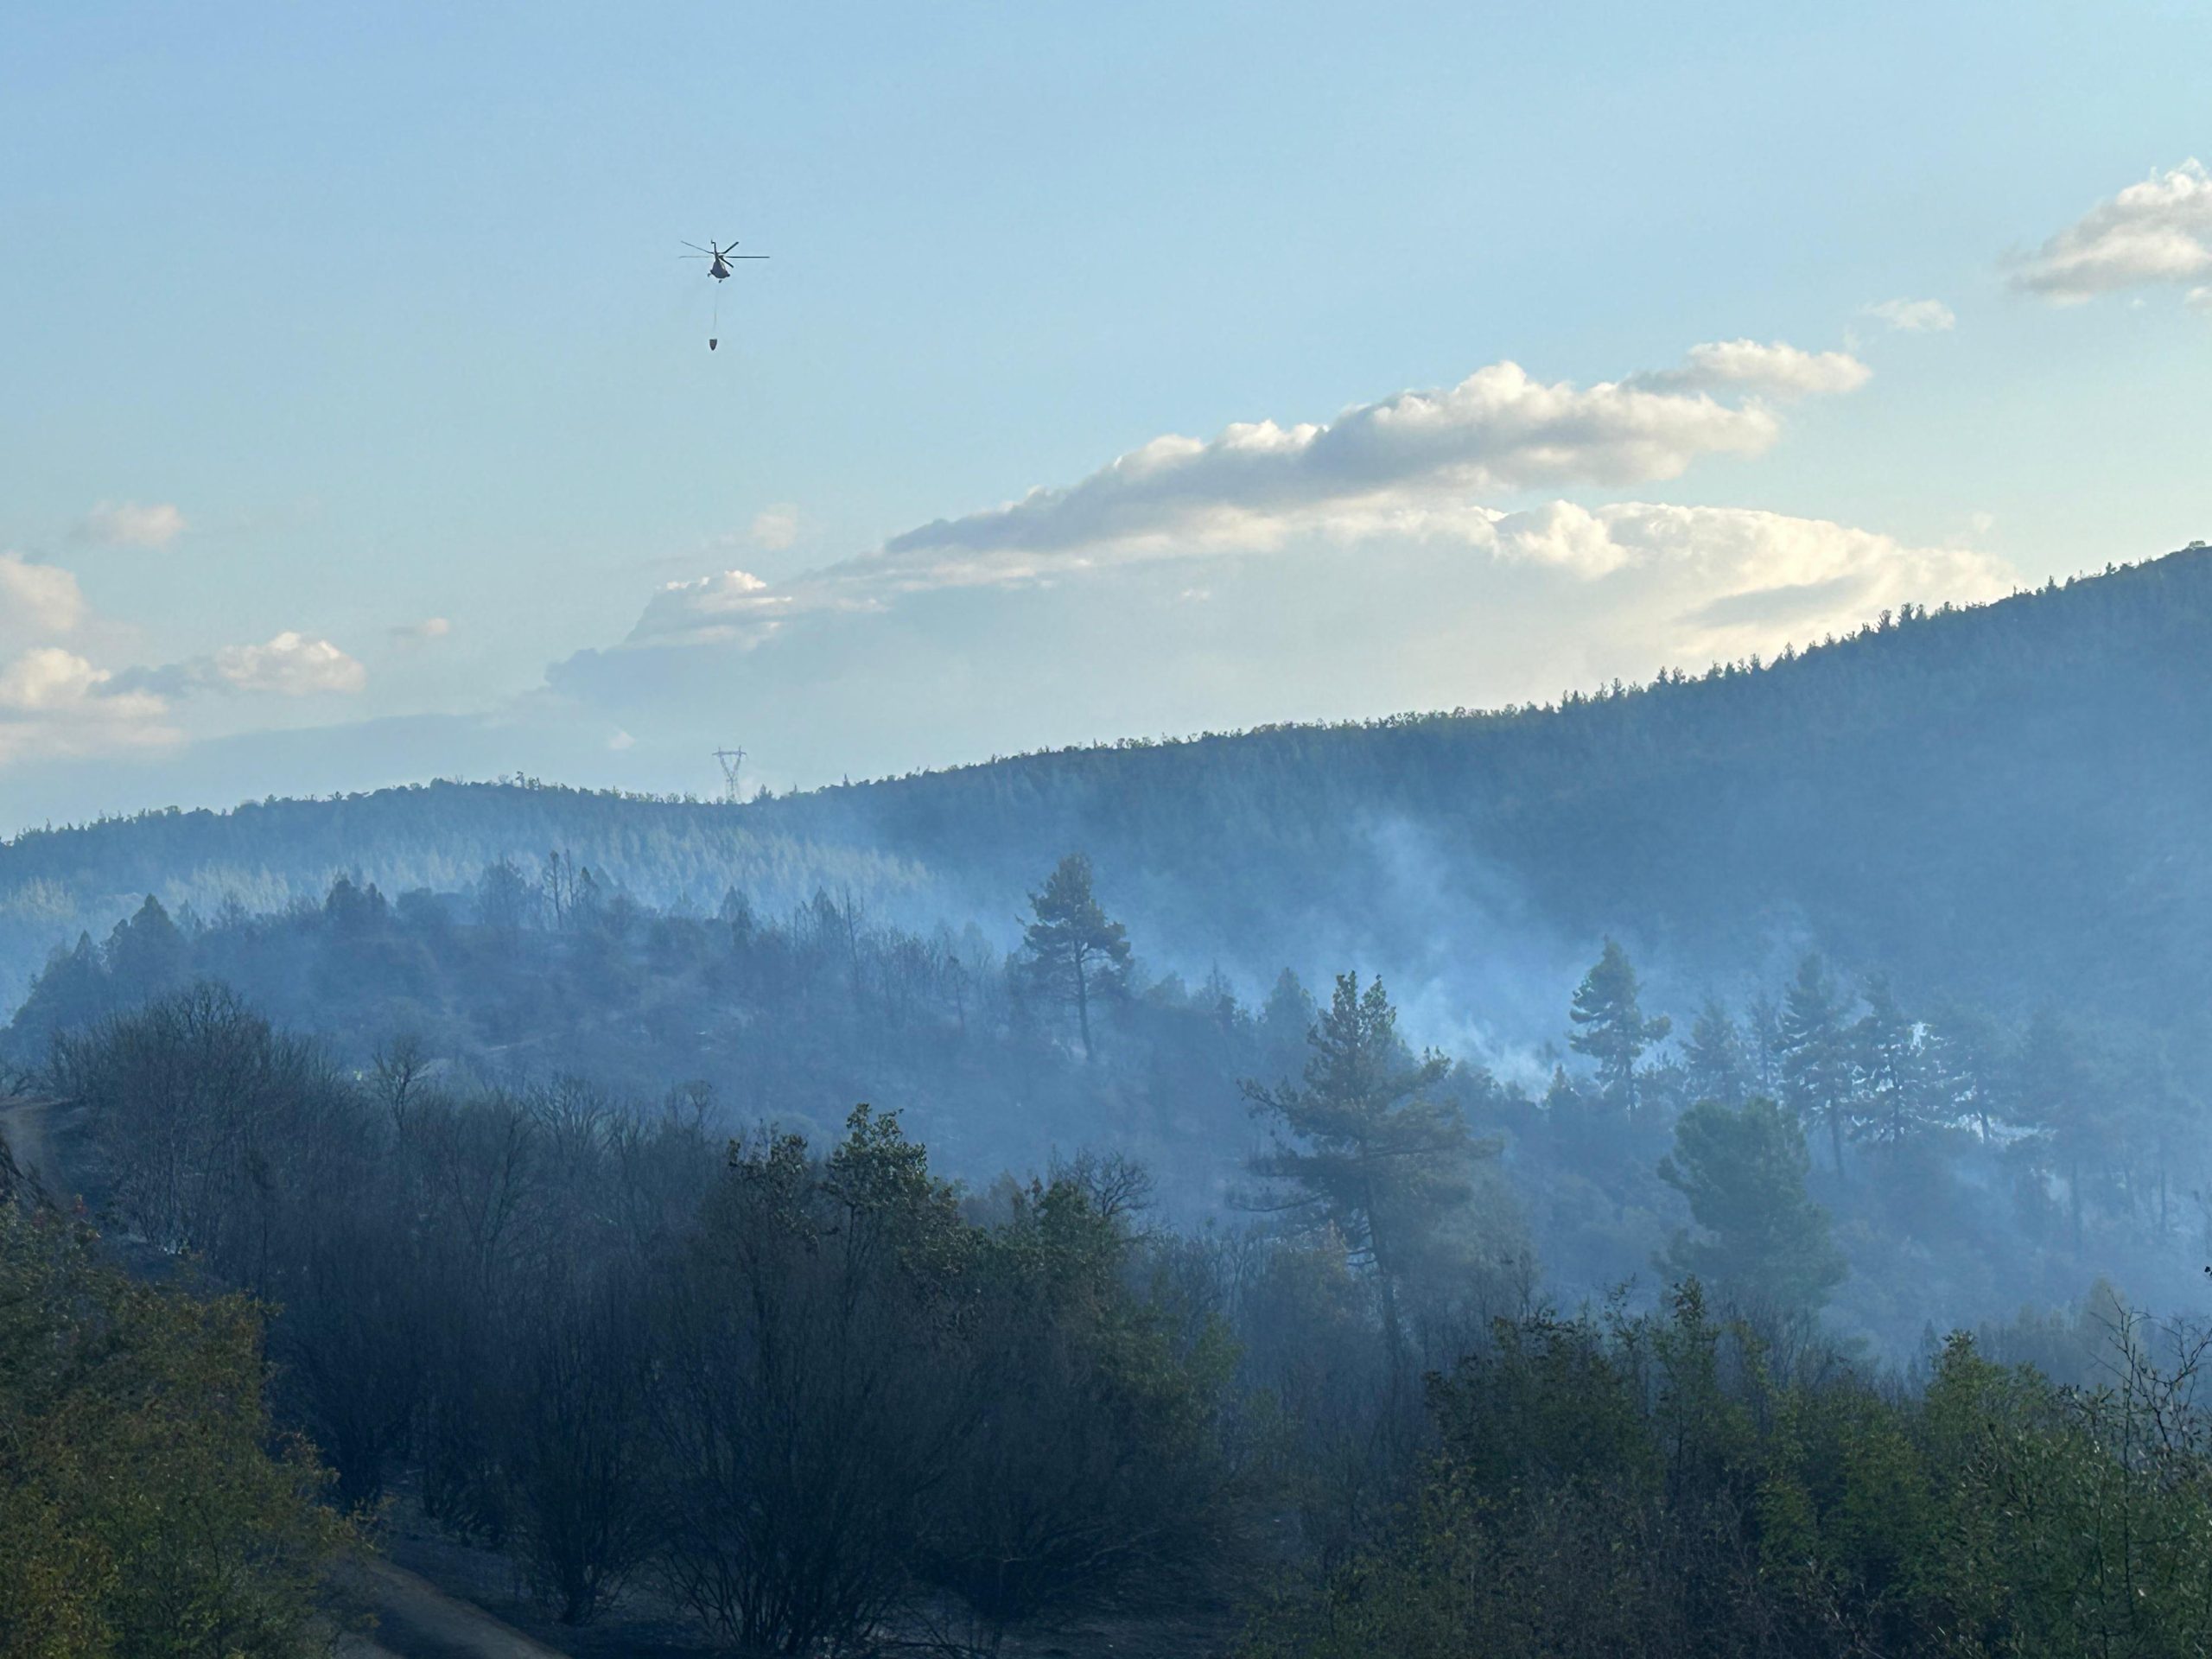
[681,241,715,254]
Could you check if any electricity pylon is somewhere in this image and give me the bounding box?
[713,747,746,804]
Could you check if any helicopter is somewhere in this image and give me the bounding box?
[682,238,769,350]
[682,238,770,281]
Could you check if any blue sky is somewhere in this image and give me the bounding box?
[3,1,2209,829]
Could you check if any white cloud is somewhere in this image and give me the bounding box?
[0,626,365,772]
[123,632,369,699]
[1540,502,2011,652]
[749,505,802,550]
[390,616,454,645]
[0,648,174,766]
[1628,340,1872,397]
[0,648,112,714]
[889,348,1818,556]
[209,632,367,696]
[619,341,1869,651]
[74,500,188,549]
[551,501,2014,790]
[2012,159,2212,303]
[0,554,179,766]
[541,334,1998,786]
[0,554,89,642]
[1862,297,1956,333]
[1487,500,1640,577]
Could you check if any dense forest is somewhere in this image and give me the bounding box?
[10,974,2212,1656]
[11,550,2212,1653]
[6,829,2207,1351]
[8,546,2212,1035]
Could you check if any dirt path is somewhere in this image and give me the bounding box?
[335,1557,572,1658]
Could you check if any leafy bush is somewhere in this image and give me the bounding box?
[0,1204,352,1658]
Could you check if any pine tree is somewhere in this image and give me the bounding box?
[1659,1096,1847,1315]
[1682,999,1750,1107]
[1852,974,1929,1148]
[2014,1009,2099,1249]
[1778,955,1853,1178]
[105,895,188,1003]
[1924,1001,2005,1142]
[1244,973,1480,1360]
[1745,993,1785,1096]
[1018,854,1133,1062]
[10,932,111,1047]
[1567,939,1671,1118]
[717,887,757,948]
[1257,968,1315,1078]
[475,856,537,936]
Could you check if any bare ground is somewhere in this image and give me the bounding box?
[371,1503,1239,1658]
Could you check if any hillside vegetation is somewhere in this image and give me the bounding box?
[8,547,2210,1039]
[12,550,2212,1652]
[13,549,2212,1349]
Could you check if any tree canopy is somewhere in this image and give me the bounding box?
[1019,853,1133,1060]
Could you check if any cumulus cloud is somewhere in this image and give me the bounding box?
[1626,340,1872,397]
[1862,297,1956,333]
[889,348,1823,557]
[617,341,1869,652]
[0,648,175,766]
[551,500,2013,790]
[0,552,178,766]
[2012,159,2212,303]
[0,538,364,768]
[0,626,365,771]
[0,648,114,714]
[73,500,188,549]
[537,335,2001,788]
[1542,502,2010,652]
[0,554,89,642]
[121,632,368,699]
[207,632,368,696]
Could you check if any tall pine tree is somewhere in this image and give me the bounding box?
[1683,999,1750,1108]
[1852,974,1930,1148]
[1778,954,1853,1179]
[1567,939,1671,1118]
[1018,854,1133,1062]
[1244,974,1482,1361]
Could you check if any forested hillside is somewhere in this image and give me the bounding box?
[13,553,2212,1354]
[11,552,2212,1652]
[8,547,2210,1042]
[736,543,2212,1034]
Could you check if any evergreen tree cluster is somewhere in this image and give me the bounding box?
[9,546,2212,1046]
[10,842,2208,1354]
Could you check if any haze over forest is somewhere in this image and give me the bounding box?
[8,5,2212,1656]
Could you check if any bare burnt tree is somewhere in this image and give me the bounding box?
[652,1110,969,1655]
[497,1258,661,1624]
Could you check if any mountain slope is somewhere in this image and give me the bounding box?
[6,546,2210,1039]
